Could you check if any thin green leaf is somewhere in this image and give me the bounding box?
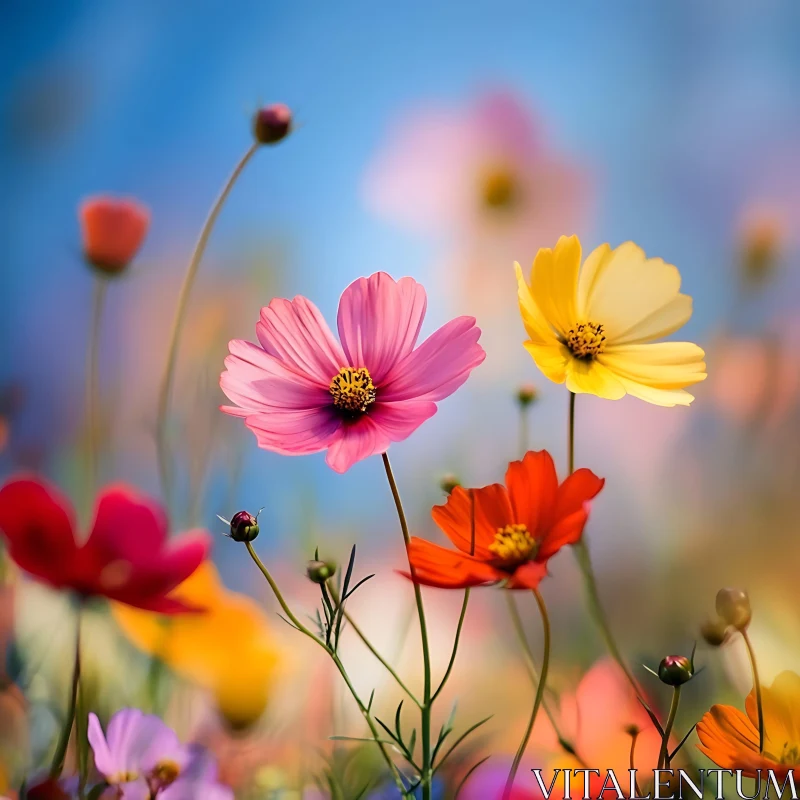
[638,697,665,737]
[669,723,697,762]
[433,715,492,772]
[454,756,491,799]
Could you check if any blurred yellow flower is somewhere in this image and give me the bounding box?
[113,562,279,729]
[516,235,707,406]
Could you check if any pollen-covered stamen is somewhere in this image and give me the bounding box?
[780,742,800,766]
[108,770,139,784]
[151,759,181,787]
[480,166,520,210]
[489,523,537,565]
[329,367,376,414]
[567,321,607,359]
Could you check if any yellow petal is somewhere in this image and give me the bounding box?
[577,242,613,318]
[523,340,570,384]
[528,235,582,338]
[597,342,706,406]
[599,342,707,389]
[584,242,688,342]
[615,294,694,345]
[565,358,626,399]
[515,261,559,345]
[750,671,800,750]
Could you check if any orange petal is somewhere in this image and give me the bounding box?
[553,468,605,522]
[537,508,588,561]
[505,450,559,536]
[79,196,150,272]
[432,483,512,558]
[506,561,548,590]
[403,537,500,589]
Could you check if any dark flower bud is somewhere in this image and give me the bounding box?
[624,724,641,737]
[306,559,336,584]
[700,618,731,647]
[716,587,751,631]
[253,103,292,145]
[658,655,694,687]
[229,510,260,542]
[439,473,461,494]
[516,383,538,408]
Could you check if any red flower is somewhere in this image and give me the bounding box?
[405,450,603,590]
[79,196,150,274]
[0,478,210,613]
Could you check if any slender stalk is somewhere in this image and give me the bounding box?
[327,583,420,707]
[519,405,529,458]
[85,277,108,497]
[504,593,584,765]
[381,453,433,800]
[568,392,647,707]
[50,607,81,779]
[628,728,643,797]
[742,630,765,752]
[155,142,260,505]
[503,588,551,800]
[432,489,475,703]
[243,541,406,794]
[658,687,681,770]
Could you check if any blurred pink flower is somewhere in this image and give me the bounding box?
[220,272,485,473]
[364,91,588,243]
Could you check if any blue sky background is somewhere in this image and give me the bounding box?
[2,1,800,577]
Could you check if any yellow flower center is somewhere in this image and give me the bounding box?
[480,166,520,210]
[108,770,139,784]
[779,742,800,766]
[152,759,181,786]
[329,367,376,414]
[567,321,607,359]
[489,524,537,564]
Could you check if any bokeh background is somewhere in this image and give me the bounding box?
[2,2,800,796]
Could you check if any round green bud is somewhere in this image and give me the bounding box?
[516,383,538,408]
[658,655,694,687]
[439,474,461,494]
[230,511,260,542]
[306,560,337,584]
[700,618,731,647]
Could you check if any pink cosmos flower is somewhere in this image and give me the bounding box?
[220,272,485,473]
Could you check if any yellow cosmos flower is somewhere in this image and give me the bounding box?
[516,235,707,406]
[113,562,279,729]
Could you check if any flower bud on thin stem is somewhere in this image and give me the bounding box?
[226,510,260,542]
[700,618,730,647]
[253,104,292,145]
[716,587,752,631]
[658,655,694,687]
[439,473,461,494]
[306,559,336,584]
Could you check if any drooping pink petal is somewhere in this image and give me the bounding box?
[244,407,342,456]
[0,478,79,587]
[336,273,427,382]
[256,296,346,385]
[88,712,115,776]
[380,316,485,402]
[368,400,437,443]
[325,417,392,473]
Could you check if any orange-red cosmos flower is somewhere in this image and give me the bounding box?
[405,450,604,590]
[697,671,800,781]
[79,195,150,274]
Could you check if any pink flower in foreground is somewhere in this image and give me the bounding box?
[220,272,485,473]
[0,477,209,613]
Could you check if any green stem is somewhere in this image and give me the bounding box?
[85,277,108,499]
[658,686,681,770]
[382,452,433,800]
[503,588,551,800]
[50,607,81,779]
[243,541,406,794]
[327,583,421,708]
[432,489,475,704]
[155,142,260,506]
[568,392,647,707]
[504,593,584,765]
[628,729,643,796]
[519,405,529,458]
[742,630,765,753]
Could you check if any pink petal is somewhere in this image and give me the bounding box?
[336,273,427,382]
[244,407,342,455]
[220,340,330,415]
[84,485,169,566]
[325,417,392,473]
[369,400,437,442]
[256,296,346,385]
[88,712,114,776]
[380,316,485,402]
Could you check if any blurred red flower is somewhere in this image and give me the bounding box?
[0,478,209,613]
[404,450,603,590]
[79,196,150,274]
